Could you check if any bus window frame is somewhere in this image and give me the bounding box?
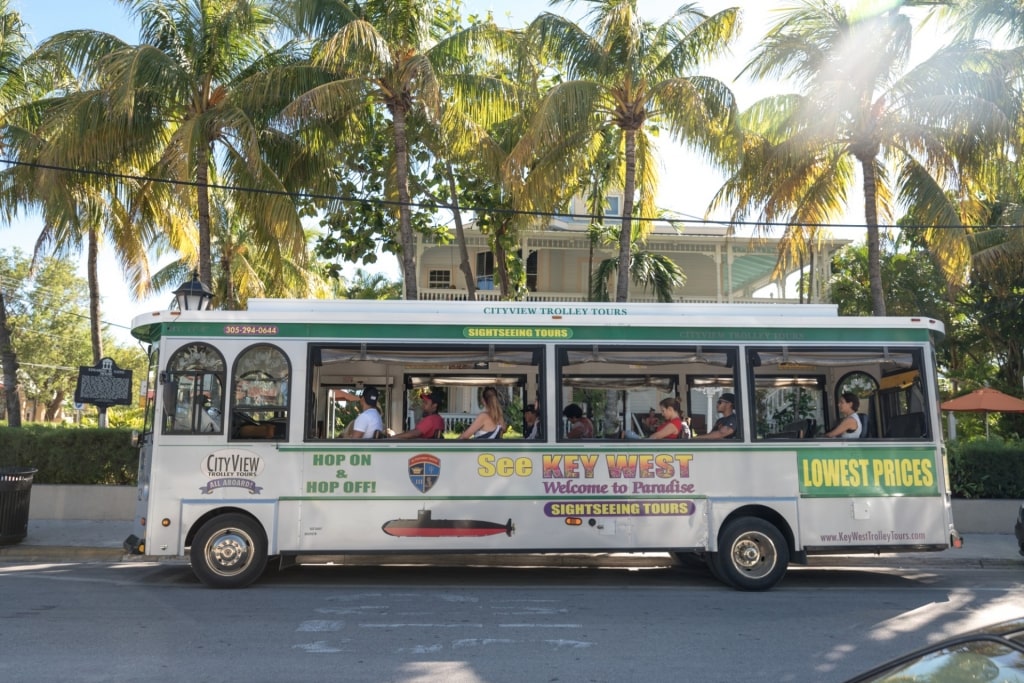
[160,341,226,436]
[305,341,545,441]
[229,342,291,442]
[556,343,738,440]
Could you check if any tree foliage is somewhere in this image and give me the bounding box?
[0,249,147,426]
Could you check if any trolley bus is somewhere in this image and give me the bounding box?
[123,300,960,590]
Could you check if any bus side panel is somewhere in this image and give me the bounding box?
[795,444,950,550]
[180,499,280,553]
[277,498,711,553]
[797,497,950,550]
[269,446,798,554]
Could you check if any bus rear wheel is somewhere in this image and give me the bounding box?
[191,513,268,589]
[711,517,788,591]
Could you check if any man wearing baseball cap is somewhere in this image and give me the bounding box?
[336,385,384,439]
[694,391,738,440]
[394,391,446,439]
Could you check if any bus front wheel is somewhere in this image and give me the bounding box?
[711,517,789,591]
[191,513,268,589]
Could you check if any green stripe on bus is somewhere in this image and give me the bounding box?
[150,321,932,343]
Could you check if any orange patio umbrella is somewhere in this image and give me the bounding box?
[940,388,1024,438]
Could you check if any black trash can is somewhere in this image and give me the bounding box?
[0,467,38,545]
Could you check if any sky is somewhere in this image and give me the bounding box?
[5,0,944,342]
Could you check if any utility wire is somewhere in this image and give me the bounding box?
[5,156,1020,232]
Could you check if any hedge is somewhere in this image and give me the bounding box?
[947,438,1024,499]
[2,426,1022,497]
[0,425,137,485]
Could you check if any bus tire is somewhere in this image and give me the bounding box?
[705,552,733,587]
[713,517,789,591]
[191,513,268,589]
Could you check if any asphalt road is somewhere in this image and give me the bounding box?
[1,557,1022,683]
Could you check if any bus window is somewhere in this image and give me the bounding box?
[307,344,542,441]
[748,347,929,440]
[558,345,736,439]
[141,341,159,436]
[230,344,290,441]
[161,342,226,435]
[878,368,930,439]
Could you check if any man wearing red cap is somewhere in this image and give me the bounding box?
[393,392,446,439]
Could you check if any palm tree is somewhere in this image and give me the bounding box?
[341,268,402,300]
[717,1,1012,315]
[0,0,37,428]
[513,0,740,303]
[30,0,309,293]
[281,0,514,301]
[589,224,685,302]
[150,190,330,309]
[945,1,1024,278]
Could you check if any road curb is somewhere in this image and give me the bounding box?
[0,545,128,563]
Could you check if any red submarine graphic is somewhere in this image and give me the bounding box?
[382,508,514,538]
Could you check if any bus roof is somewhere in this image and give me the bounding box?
[131,299,945,344]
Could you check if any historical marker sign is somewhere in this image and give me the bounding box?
[74,357,133,407]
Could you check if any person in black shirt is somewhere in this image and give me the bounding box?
[695,392,738,440]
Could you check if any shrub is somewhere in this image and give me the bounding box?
[948,437,1024,499]
[0,424,137,485]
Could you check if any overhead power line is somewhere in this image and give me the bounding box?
[5,156,1019,232]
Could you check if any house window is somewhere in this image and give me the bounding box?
[428,270,451,289]
[605,196,621,216]
[526,251,538,291]
[476,252,495,290]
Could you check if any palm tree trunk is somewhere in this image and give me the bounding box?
[615,129,638,303]
[392,104,418,300]
[87,225,103,364]
[0,287,22,427]
[860,157,887,316]
[798,250,805,304]
[196,145,214,289]
[444,163,476,300]
[222,227,235,310]
[808,244,815,303]
[494,230,510,297]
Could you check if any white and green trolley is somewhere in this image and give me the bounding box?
[124,300,959,589]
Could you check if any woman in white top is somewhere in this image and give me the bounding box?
[824,392,862,438]
[459,386,506,439]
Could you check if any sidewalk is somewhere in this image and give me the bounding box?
[1,519,1022,568]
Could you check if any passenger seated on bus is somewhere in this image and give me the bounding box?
[523,403,542,440]
[563,403,595,439]
[694,392,738,440]
[824,393,863,438]
[393,392,446,440]
[649,398,689,439]
[459,386,506,440]
[336,386,384,439]
[641,408,662,436]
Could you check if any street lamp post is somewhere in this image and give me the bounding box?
[172,271,214,311]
